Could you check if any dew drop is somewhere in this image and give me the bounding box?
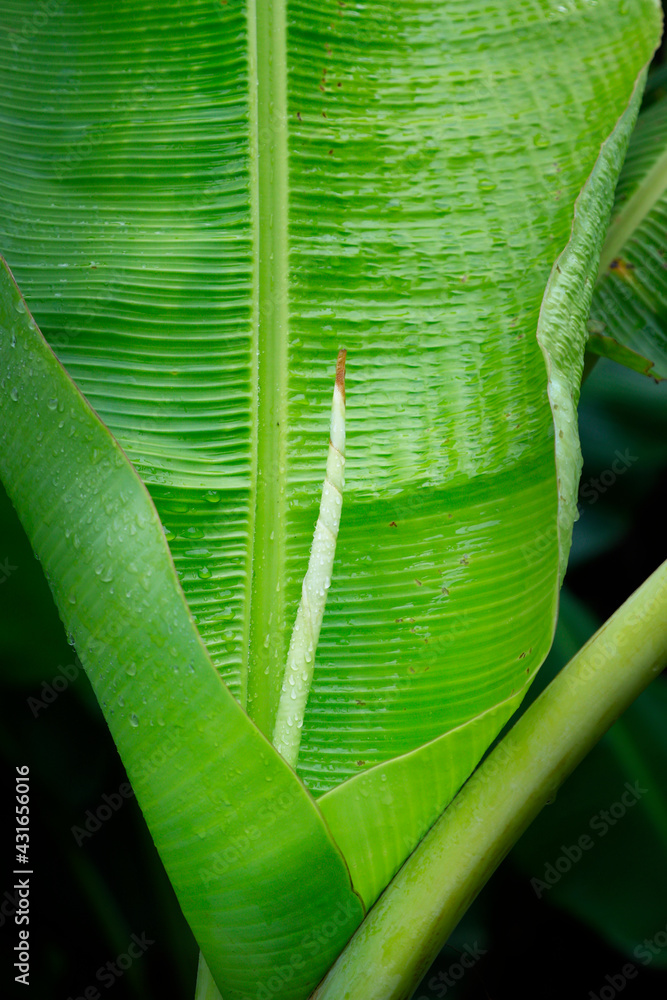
[47,398,58,411]
[10,387,18,402]
[198,565,212,580]
[129,713,139,728]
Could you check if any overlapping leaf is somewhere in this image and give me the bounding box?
[0,258,363,999]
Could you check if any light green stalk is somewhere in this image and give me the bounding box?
[311,558,667,1000]
[273,350,347,768]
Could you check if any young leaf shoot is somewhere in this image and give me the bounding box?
[273,350,347,768]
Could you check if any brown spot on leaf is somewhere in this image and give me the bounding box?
[389,521,397,528]
[609,258,634,280]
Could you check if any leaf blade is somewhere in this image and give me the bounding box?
[0,257,363,1000]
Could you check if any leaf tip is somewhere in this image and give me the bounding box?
[336,348,346,402]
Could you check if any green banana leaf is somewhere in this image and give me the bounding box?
[0,1,661,996]
[0,259,364,998]
[588,89,667,380]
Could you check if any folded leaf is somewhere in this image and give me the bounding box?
[0,258,363,1000]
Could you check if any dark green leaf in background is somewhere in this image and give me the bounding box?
[589,92,667,380]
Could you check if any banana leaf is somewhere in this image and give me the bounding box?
[0,1,661,996]
[589,89,667,380]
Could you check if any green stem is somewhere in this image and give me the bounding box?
[311,559,667,1000]
[273,351,346,767]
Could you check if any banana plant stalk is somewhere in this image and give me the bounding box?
[313,558,667,999]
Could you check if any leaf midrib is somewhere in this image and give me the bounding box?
[245,0,289,732]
